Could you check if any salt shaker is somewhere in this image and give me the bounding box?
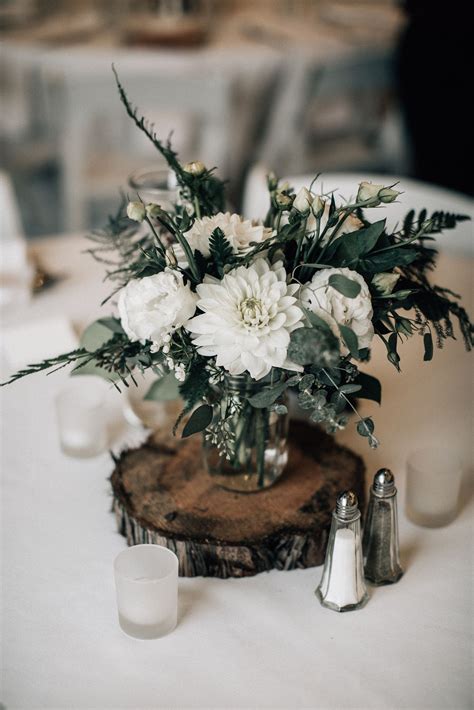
[315,491,369,612]
[363,469,403,585]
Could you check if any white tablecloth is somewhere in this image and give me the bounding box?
[1,231,473,709]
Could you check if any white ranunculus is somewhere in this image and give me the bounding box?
[294,187,313,214]
[300,267,374,350]
[178,212,272,263]
[127,201,146,222]
[118,270,197,347]
[372,272,400,295]
[186,259,304,380]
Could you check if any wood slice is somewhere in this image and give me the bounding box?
[110,421,365,578]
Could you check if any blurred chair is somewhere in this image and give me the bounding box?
[0,170,25,242]
[52,70,233,232]
[257,48,404,178]
[242,168,474,257]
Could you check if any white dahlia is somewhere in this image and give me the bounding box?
[300,267,374,350]
[186,259,304,380]
[118,270,197,347]
[179,212,272,261]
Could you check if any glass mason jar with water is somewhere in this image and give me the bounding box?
[203,374,289,493]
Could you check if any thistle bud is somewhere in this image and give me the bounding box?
[127,201,146,222]
[183,160,206,176]
[372,272,400,296]
[294,187,314,214]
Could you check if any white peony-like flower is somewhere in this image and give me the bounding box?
[179,212,272,261]
[118,270,197,347]
[186,259,304,380]
[127,201,146,222]
[300,267,374,350]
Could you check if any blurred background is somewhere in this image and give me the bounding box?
[0,0,472,239]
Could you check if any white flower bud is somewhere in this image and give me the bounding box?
[146,203,162,219]
[174,365,186,382]
[357,182,400,207]
[378,186,400,204]
[311,195,325,218]
[294,187,314,214]
[372,272,400,295]
[165,247,178,268]
[162,344,170,354]
[166,356,174,369]
[127,201,146,222]
[183,160,206,176]
[274,190,293,209]
[163,333,171,343]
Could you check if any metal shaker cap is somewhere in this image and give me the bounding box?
[336,490,359,521]
[373,468,396,497]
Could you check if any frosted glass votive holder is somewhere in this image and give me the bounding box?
[55,379,107,458]
[114,544,179,640]
[406,447,463,527]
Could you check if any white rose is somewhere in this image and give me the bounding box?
[357,181,400,206]
[127,201,146,222]
[372,272,400,295]
[294,187,314,214]
[118,270,197,347]
[300,267,374,350]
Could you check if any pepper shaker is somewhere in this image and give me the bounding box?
[316,491,369,612]
[363,469,403,585]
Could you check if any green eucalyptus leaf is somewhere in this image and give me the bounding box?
[80,320,116,352]
[144,373,180,401]
[328,274,362,298]
[339,384,362,394]
[288,327,340,367]
[423,332,434,361]
[339,324,360,358]
[303,308,333,334]
[247,380,288,408]
[97,317,125,334]
[181,404,213,438]
[357,417,375,437]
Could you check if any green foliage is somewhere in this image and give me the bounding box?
[144,373,180,401]
[288,327,340,367]
[328,274,361,298]
[247,380,288,408]
[182,404,213,438]
[209,227,235,277]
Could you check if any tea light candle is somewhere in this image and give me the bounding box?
[55,378,108,458]
[114,544,179,639]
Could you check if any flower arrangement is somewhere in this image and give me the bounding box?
[4,73,472,490]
